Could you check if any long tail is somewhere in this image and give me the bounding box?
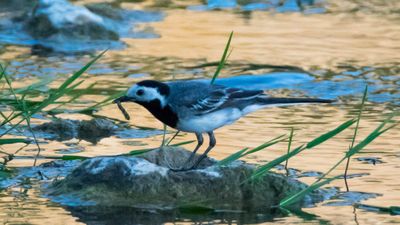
[257,97,335,105]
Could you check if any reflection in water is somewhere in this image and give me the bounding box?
[353,205,360,225]
[1,0,400,224]
[65,205,285,225]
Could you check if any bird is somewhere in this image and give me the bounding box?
[113,79,333,171]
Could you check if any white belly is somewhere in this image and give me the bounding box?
[177,108,243,133]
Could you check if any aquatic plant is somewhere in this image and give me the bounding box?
[343,86,368,191]
[0,50,107,166]
[284,127,294,176]
[217,134,286,166]
[211,31,234,84]
[0,51,106,132]
[279,92,397,207]
[355,204,400,215]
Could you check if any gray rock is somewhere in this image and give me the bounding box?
[0,0,163,52]
[85,3,124,20]
[33,118,117,143]
[0,0,36,13]
[31,118,164,143]
[26,0,119,40]
[48,147,327,210]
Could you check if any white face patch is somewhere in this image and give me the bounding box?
[127,85,167,107]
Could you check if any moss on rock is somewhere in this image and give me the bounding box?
[48,147,326,210]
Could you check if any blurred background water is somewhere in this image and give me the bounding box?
[0,0,399,224]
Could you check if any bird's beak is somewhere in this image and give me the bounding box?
[113,95,135,103]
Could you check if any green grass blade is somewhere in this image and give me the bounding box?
[50,82,98,112]
[3,70,23,109]
[355,204,400,215]
[306,119,356,149]
[0,118,25,136]
[280,113,397,207]
[45,155,89,160]
[14,79,53,94]
[128,148,154,156]
[0,170,12,181]
[218,134,286,166]
[349,85,368,148]
[1,51,105,135]
[0,138,31,145]
[279,175,342,207]
[56,50,106,92]
[34,80,85,113]
[391,206,400,215]
[77,90,126,113]
[217,148,248,166]
[31,51,105,115]
[344,86,368,191]
[346,120,396,158]
[170,140,196,147]
[249,119,356,181]
[1,71,36,142]
[0,64,4,80]
[315,118,396,185]
[166,131,181,146]
[285,128,294,175]
[249,145,305,181]
[0,99,42,111]
[210,31,233,84]
[243,134,287,156]
[31,50,107,115]
[161,124,167,146]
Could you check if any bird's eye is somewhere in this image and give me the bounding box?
[136,89,144,96]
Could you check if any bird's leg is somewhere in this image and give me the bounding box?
[182,132,203,167]
[169,132,203,171]
[187,131,216,170]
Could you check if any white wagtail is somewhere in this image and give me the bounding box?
[113,80,333,171]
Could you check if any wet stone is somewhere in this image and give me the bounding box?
[47,147,329,211]
[26,0,119,40]
[356,157,384,165]
[323,191,381,206]
[85,3,124,20]
[0,0,162,53]
[33,118,117,143]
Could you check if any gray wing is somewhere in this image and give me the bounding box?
[167,80,264,116]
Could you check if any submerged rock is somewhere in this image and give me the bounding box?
[0,0,162,53]
[31,118,164,143]
[26,0,119,40]
[33,118,117,143]
[48,147,327,211]
[64,204,286,224]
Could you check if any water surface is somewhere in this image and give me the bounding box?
[0,0,399,224]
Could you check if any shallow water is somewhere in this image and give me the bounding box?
[1,0,400,224]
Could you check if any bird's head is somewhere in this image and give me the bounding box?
[113,80,170,108]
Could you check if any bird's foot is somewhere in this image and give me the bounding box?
[169,167,190,172]
[169,164,198,172]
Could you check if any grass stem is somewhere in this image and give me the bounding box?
[166,131,180,146]
[344,85,368,191]
[285,127,294,176]
[210,31,233,84]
